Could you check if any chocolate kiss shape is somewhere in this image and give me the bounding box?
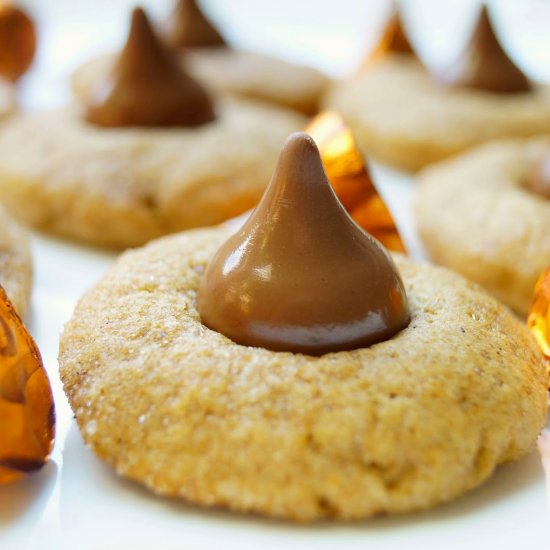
[85,7,216,128]
[197,132,411,355]
[437,5,531,94]
[525,155,550,200]
[165,0,226,49]
[376,5,414,56]
[384,10,414,55]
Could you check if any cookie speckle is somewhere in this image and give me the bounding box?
[85,420,97,436]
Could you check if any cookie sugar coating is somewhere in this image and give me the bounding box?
[415,137,550,316]
[0,207,31,317]
[326,57,550,172]
[0,100,305,248]
[59,227,547,521]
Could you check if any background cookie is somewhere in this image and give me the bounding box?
[73,50,330,116]
[326,57,550,171]
[0,206,32,317]
[59,226,547,521]
[415,138,550,316]
[0,100,305,248]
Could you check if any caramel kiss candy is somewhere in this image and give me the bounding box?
[359,2,415,72]
[197,132,410,355]
[0,286,55,484]
[0,2,36,82]
[436,5,531,94]
[86,7,215,128]
[371,3,414,59]
[165,0,226,49]
[524,155,550,200]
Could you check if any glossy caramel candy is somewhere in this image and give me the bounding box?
[369,4,414,61]
[86,7,215,128]
[0,286,55,484]
[436,5,531,94]
[165,0,226,49]
[0,2,36,81]
[306,111,406,253]
[528,267,550,360]
[198,132,410,355]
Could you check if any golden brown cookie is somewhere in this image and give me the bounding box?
[326,57,550,171]
[0,100,305,248]
[73,49,330,116]
[0,206,32,317]
[415,137,550,316]
[59,226,547,521]
[182,49,330,115]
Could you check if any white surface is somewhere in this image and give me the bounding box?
[1,1,549,548]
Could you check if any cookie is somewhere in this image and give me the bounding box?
[59,226,547,521]
[73,49,330,117]
[415,137,550,316]
[326,57,550,172]
[73,1,328,116]
[0,8,306,249]
[180,49,330,116]
[0,100,305,248]
[0,206,32,317]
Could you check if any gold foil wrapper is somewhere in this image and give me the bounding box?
[306,111,406,253]
[528,267,550,359]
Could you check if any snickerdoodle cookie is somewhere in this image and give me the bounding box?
[0,100,305,249]
[73,49,330,117]
[72,0,329,116]
[326,57,550,172]
[0,8,306,249]
[59,226,548,521]
[415,137,550,317]
[0,206,32,317]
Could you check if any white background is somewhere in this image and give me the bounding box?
[1,0,550,548]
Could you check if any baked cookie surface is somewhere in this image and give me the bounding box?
[73,50,330,116]
[59,226,548,521]
[0,101,305,248]
[415,137,550,316]
[0,206,32,317]
[326,57,550,172]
